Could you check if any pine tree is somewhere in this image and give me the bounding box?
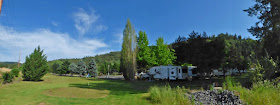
[69,62,77,76]
[120,19,138,81]
[22,46,48,81]
[52,63,60,74]
[244,0,280,59]
[88,59,98,77]
[60,60,70,75]
[76,60,86,77]
[137,30,156,71]
[154,37,176,66]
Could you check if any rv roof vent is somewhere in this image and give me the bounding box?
[168,64,172,66]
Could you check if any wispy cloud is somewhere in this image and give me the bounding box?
[114,33,123,44]
[73,8,107,36]
[0,25,110,62]
[51,21,58,27]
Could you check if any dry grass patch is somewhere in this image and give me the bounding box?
[43,87,109,99]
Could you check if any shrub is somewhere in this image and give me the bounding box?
[149,85,191,105]
[11,68,20,77]
[22,46,48,81]
[2,72,14,84]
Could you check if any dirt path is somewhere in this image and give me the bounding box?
[0,68,11,72]
[0,68,11,77]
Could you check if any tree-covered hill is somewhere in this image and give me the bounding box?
[47,51,121,73]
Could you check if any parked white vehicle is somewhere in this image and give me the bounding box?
[212,68,246,76]
[147,65,198,81]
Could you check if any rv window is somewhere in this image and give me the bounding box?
[171,71,174,74]
[182,67,188,73]
[179,69,180,73]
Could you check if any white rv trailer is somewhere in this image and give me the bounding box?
[147,66,197,81]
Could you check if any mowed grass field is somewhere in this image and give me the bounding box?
[0,74,154,105]
[0,74,206,105]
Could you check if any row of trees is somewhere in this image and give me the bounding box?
[120,19,176,81]
[53,59,98,77]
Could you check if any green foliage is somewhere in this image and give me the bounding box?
[249,62,264,82]
[69,62,77,76]
[137,30,156,70]
[76,60,86,76]
[244,0,280,59]
[59,60,70,75]
[87,59,98,77]
[173,31,226,74]
[11,68,19,77]
[22,46,48,81]
[120,19,138,81]
[250,56,278,82]
[52,63,60,74]
[154,37,176,66]
[149,85,191,105]
[2,72,14,84]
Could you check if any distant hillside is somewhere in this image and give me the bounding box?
[48,51,121,66]
[0,62,18,68]
[0,62,18,65]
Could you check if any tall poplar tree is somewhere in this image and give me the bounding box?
[137,31,156,71]
[120,19,138,81]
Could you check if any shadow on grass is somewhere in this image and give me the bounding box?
[70,78,211,97]
[69,80,145,96]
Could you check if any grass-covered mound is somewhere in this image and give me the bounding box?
[43,87,109,99]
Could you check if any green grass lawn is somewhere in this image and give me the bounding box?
[0,74,205,105]
[0,74,152,105]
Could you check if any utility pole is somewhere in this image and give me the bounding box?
[107,65,110,78]
[0,0,3,15]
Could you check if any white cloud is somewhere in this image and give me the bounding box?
[73,8,107,35]
[0,25,109,62]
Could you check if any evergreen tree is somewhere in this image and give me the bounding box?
[154,37,176,66]
[60,60,70,75]
[69,62,77,76]
[120,19,138,81]
[52,63,60,74]
[137,30,156,71]
[88,59,98,77]
[76,60,86,77]
[244,0,280,59]
[22,46,48,81]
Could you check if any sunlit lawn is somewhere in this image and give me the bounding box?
[0,74,154,105]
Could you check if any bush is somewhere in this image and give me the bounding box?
[2,72,14,84]
[11,68,20,77]
[149,85,191,105]
[22,46,48,81]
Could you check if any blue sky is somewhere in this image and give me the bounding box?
[0,0,258,62]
